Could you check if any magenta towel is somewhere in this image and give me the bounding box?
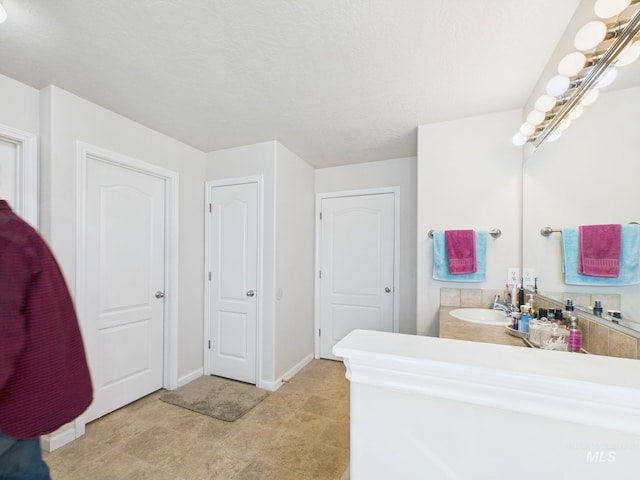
[445,229,477,274]
[579,224,622,277]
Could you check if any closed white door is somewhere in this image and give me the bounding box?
[82,157,166,422]
[208,182,258,384]
[319,193,395,360]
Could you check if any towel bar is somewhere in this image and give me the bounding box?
[541,223,640,236]
[540,227,561,237]
[428,228,501,239]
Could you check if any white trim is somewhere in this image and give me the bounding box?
[0,124,38,228]
[178,368,204,388]
[74,142,179,420]
[258,352,314,392]
[314,187,401,359]
[40,427,77,453]
[204,176,264,386]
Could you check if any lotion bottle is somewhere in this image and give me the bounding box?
[568,316,582,352]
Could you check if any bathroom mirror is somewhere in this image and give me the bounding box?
[522,61,640,332]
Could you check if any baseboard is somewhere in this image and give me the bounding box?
[177,367,203,388]
[258,352,314,392]
[41,426,77,452]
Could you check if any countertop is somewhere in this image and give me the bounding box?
[439,306,527,347]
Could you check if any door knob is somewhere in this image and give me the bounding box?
[385,286,392,293]
[246,290,255,297]
[155,291,165,298]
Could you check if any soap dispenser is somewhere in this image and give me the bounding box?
[526,294,536,318]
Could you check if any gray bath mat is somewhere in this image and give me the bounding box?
[159,375,269,422]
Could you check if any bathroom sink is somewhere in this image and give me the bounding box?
[449,308,510,326]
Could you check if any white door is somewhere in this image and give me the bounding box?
[319,193,395,360]
[207,182,258,384]
[82,157,166,422]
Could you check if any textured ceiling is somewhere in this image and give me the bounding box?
[0,0,580,167]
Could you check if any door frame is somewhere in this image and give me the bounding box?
[74,142,180,431]
[203,176,264,383]
[314,187,400,358]
[0,123,38,228]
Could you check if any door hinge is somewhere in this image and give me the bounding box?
[319,270,322,279]
[319,211,322,220]
[208,272,211,281]
[318,328,321,336]
[209,203,212,213]
[208,340,211,349]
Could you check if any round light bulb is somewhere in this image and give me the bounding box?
[581,88,600,106]
[574,21,608,51]
[594,0,631,19]
[526,110,546,126]
[558,52,587,76]
[512,132,528,146]
[567,105,585,120]
[546,75,571,96]
[520,122,536,136]
[558,119,572,131]
[534,94,557,112]
[548,130,563,142]
[616,41,640,66]
[596,67,618,88]
[0,5,7,24]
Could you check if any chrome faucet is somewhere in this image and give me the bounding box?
[492,295,514,314]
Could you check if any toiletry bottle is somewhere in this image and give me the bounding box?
[554,309,563,326]
[593,300,603,317]
[527,294,536,318]
[520,304,531,333]
[568,316,582,352]
[518,284,525,310]
[565,299,574,320]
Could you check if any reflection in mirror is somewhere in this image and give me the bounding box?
[522,84,640,332]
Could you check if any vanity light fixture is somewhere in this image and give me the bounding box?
[0,1,7,25]
[513,0,640,148]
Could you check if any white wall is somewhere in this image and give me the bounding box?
[417,110,522,336]
[205,141,278,384]
[39,86,206,380]
[0,73,39,134]
[315,156,417,334]
[275,143,315,377]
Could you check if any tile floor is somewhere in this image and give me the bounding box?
[43,359,350,480]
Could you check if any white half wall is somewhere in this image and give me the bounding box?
[417,111,522,336]
[275,143,315,379]
[315,156,417,334]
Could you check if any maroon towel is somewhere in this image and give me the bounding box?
[579,224,622,277]
[445,229,477,274]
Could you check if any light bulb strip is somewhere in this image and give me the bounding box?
[531,7,640,148]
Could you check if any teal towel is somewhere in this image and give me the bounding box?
[562,224,640,286]
[433,230,487,282]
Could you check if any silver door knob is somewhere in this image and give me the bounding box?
[385,286,392,293]
[155,291,165,298]
[246,290,255,297]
